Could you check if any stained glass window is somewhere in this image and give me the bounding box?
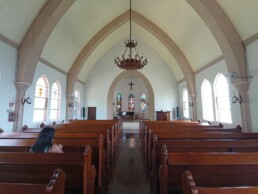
[128,93,135,112]
[140,93,147,112]
[116,93,122,112]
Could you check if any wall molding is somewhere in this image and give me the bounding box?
[177,55,224,84]
[244,33,258,46]
[0,33,19,49]
[39,57,84,84]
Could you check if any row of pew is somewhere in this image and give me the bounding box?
[0,119,122,194]
[140,120,258,194]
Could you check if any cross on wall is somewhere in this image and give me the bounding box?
[129,81,134,90]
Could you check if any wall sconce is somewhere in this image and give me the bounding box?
[232,94,242,104]
[189,102,193,106]
[227,72,253,80]
[22,97,31,105]
[68,102,74,107]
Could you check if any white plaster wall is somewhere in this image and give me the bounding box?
[23,62,67,127]
[84,39,178,120]
[0,41,17,132]
[179,59,242,127]
[246,40,258,131]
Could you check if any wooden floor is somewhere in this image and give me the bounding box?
[98,129,158,194]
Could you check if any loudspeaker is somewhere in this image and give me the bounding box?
[176,106,179,118]
[82,107,86,118]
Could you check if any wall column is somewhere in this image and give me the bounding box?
[13,82,31,132]
[191,93,197,121]
[66,95,75,121]
[233,82,252,132]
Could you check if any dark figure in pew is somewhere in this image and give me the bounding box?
[30,127,63,153]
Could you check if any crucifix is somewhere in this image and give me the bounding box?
[129,81,134,90]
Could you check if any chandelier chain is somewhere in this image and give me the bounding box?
[114,0,148,71]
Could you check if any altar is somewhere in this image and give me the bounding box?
[118,111,135,120]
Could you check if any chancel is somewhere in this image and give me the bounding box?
[1,1,258,194]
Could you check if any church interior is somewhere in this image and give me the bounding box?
[1,0,258,194]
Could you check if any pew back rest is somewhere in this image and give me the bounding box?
[166,152,258,188]
[181,171,258,194]
[0,169,66,194]
[0,147,93,193]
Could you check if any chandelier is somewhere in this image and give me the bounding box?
[115,0,148,70]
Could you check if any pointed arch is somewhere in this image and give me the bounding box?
[50,81,61,121]
[107,71,155,120]
[182,88,190,118]
[33,75,49,122]
[74,89,81,119]
[214,73,232,123]
[201,79,214,121]
[67,10,195,98]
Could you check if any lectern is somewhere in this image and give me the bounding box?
[156,111,171,121]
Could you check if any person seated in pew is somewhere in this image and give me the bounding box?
[30,127,63,153]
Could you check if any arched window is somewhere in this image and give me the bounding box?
[33,75,49,122]
[201,79,214,121]
[182,88,189,118]
[49,81,61,120]
[116,93,122,113]
[74,90,80,118]
[128,93,135,112]
[140,93,147,112]
[214,73,232,123]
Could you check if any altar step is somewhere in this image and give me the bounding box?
[122,121,139,133]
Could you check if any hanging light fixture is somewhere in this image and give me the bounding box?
[115,0,148,70]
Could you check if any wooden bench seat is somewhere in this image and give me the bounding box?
[0,169,66,194]
[22,127,115,156]
[159,150,258,194]
[151,138,258,181]
[139,120,222,138]
[144,126,242,160]
[0,134,106,187]
[181,171,258,194]
[0,146,95,194]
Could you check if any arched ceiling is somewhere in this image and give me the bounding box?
[0,0,258,83]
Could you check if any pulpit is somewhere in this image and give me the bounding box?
[156,111,171,121]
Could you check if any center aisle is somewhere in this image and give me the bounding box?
[99,130,158,194]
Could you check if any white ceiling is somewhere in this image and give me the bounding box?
[0,0,258,82]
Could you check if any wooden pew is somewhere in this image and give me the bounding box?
[0,169,66,194]
[145,126,242,161]
[139,120,219,138]
[151,138,258,182]
[0,145,96,194]
[0,131,111,165]
[0,133,106,187]
[159,149,258,194]
[23,126,115,156]
[68,119,122,136]
[181,171,258,194]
